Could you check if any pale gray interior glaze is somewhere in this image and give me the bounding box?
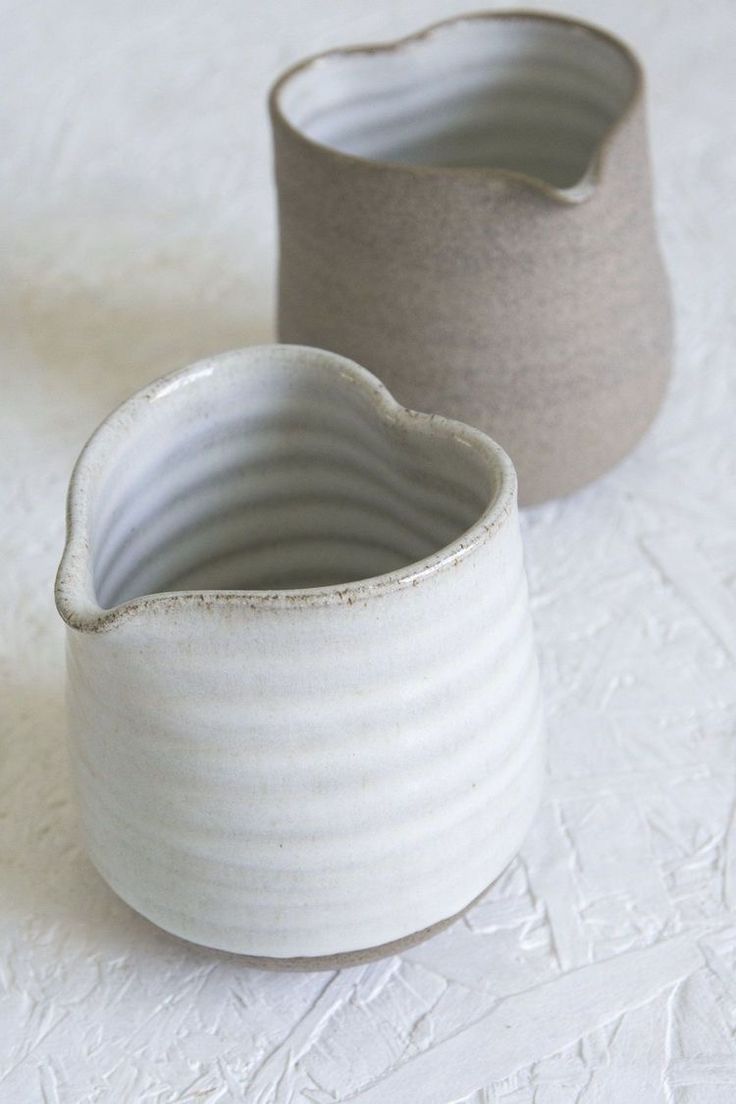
[278,17,638,189]
[89,362,495,607]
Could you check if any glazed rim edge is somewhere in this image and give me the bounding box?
[55,345,517,634]
[268,8,644,206]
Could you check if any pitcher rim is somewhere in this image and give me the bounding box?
[55,345,517,633]
[269,8,644,206]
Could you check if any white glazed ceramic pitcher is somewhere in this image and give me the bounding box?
[55,345,545,967]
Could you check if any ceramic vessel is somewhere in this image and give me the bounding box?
[55,345,544,966]
[270,11,672,506]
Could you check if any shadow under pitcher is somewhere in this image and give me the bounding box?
[270,10,672,506]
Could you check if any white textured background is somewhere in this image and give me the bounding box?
[2,1,736,1100]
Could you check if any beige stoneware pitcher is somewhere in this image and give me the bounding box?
[270,10,672,505]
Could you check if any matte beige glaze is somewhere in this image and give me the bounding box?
[270,11,672,505]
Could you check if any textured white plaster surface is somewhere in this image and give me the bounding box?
[1,1,735,1101]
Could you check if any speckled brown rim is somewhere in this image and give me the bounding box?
[269,8,644,205]
[55,346,516,634]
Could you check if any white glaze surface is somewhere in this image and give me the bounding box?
[3,0,736,1099]
[57,345,544,957]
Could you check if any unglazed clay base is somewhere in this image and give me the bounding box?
[165,883,494,973]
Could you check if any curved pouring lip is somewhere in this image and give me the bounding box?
[269,8,644,205]
[55,345,517,635]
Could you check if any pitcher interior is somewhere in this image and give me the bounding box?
[88,357,498,606]
[276,15,638,190]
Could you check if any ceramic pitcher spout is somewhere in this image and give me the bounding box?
[56,505,121,634]
[54,360,215,635]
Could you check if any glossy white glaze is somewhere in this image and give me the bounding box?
[276,13,638,194]
[56,345,544,958]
